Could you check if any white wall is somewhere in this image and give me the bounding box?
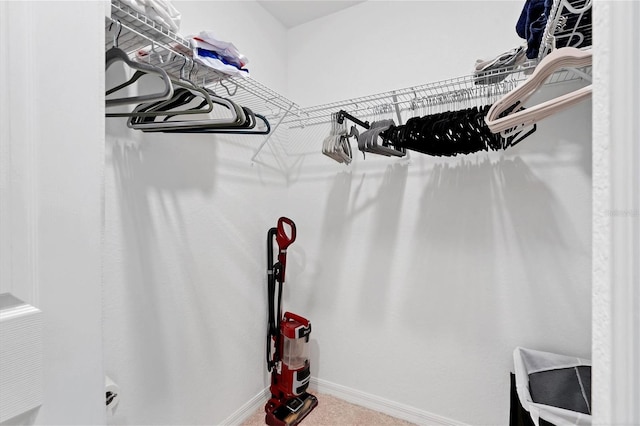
[285,2,592,425]
[1,1,105,424]
[287,1,526,105]
[176,0,288,94]
[103,2,289,424]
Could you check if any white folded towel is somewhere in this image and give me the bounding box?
[119,0,181,32]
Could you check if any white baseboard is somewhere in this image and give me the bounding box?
[309,377,468,426]
[219,387,269,426]
[220,378,469,426]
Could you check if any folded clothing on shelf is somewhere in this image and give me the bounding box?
[474,45,527,85]
[516,0,553,59]
[134,34,250,80]
[119,0,182,32]
[190,31,250,78]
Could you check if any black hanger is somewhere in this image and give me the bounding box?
[152,109,271,135]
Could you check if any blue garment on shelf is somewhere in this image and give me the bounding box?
[196,48,249,75]
[516,0,553,59]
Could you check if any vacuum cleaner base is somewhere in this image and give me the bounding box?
[265,392,318,426]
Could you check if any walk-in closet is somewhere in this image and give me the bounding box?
[0,1,638,425]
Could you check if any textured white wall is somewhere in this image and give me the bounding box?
[287,1,526,105]
[285,2,592,424]
[103,1,289,424]
[176,1,288,95]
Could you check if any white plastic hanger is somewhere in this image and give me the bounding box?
[484,47,592,134]
[323,113,351,164]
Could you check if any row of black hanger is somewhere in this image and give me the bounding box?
[381,103,535,156]
[105,46,270,135]
[333,101,535,159]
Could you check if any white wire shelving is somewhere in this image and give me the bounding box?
[106,0,592,160]
[283,62,591,130]
[109,0,295,114]
[107,0,298,162]
[538,0,592,62]
[283,0,593,130]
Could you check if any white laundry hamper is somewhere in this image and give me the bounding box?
[513,347,592,426]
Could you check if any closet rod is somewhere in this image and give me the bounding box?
[336,110,370,129]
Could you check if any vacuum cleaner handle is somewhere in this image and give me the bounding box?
[276,217,296,282]
[283,311,310,327]
[276,217,296,249]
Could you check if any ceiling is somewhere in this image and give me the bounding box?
[257,1,366,29]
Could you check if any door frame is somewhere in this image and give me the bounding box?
[592,1,640,424]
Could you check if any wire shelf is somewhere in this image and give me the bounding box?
[538,0,592,61]
[107,0,297,122]
[110,0,189,50]
[106,0,591,160]
[284,62,591,129]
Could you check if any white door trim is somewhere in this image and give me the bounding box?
[592,1,640,424]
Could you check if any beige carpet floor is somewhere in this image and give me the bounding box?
[240,393,416,426]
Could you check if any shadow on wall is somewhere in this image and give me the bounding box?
[108,134,219,191]
[105,64,225,418]
[402,155,590,344]
[105,57,225,412]
[307,171,354,311]
[304,161,409,323]
[104,120,222,416]
[355,162,409,323]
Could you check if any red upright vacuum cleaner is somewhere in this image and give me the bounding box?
[265,217,318,426]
